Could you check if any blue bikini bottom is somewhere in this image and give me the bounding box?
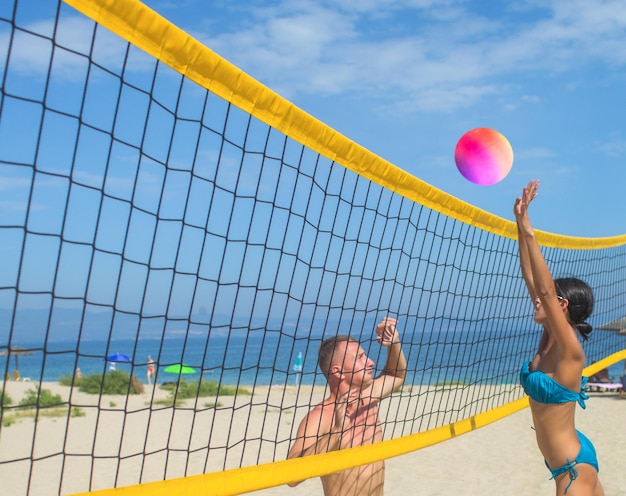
[545,430,599,494]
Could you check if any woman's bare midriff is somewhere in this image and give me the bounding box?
[530,399,580,468]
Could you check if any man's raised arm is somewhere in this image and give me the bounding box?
[373,317,407,399]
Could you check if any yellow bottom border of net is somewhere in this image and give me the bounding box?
[69,350,626,495]
[52,2,626,495]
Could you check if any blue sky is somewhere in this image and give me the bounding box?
[137,0,626,238]
[2,0,626,320]
[1,0,626,378]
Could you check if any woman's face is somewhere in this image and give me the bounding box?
[533,296,546,325]
[533,295,566,325]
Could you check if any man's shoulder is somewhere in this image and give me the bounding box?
[315,398,337,414]
[297,399,334,432]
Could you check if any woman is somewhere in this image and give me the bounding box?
[147,355,155,385]
[515,180,604,495]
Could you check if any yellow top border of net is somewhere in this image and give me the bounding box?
[57,3,626,495]
[63,0,626,250]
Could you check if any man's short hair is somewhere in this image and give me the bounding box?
[318,335,358,379]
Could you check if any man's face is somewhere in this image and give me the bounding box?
[335,341,375,389]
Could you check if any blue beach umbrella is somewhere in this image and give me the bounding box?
[106,353,132,363]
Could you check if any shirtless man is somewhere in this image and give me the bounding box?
[287,317,407,495]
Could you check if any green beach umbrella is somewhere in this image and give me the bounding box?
[163,364,197,375]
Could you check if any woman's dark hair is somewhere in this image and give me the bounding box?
[555,277,594,340]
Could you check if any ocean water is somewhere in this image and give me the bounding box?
[1,333,314,386]
[2,324,623,387]
[0,330,534,387]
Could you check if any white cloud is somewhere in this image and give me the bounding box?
[0,199,30,213]
[192,0,626,112]
[1,18,91,81]
[597,140,626,158]
[516,147,558,160]
[521,95,541,103]
[1,16,154,83]
[9,0,626,114]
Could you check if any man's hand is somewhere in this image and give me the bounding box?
[376,317,399,347]
[371,317,406,400]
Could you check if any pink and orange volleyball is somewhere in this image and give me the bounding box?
[454,128,514,185]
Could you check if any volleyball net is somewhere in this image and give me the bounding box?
[1,0,625,495]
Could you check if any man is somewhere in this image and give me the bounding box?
[287,317,407,495]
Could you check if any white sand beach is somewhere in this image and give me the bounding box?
[0,380,624,495]
[256,392,626,496]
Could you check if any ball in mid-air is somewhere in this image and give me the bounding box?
[454,128,513,185]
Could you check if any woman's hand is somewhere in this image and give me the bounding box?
[514,179,540,220]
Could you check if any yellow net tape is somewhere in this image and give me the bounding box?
[48,1,626,495]
[62,0,626,250]
[69,349,626,495]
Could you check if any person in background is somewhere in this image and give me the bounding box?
[515,179,604,495]
[589,367,610,384]
[287,317,407,496]
[147,355,155,385]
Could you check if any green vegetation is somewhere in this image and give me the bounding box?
[71,407,86,417]
[2,386,85,427]
[152,397,186,408]
[78,370,143,395]
[434,381,467,388]
[1,391,12,408]
[131,374,145,394]
[59,374,82,388]
[3,405,86,425]
[19,387,63,408]
[160,379,250,400]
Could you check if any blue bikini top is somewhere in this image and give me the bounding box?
[520,362,588,409]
